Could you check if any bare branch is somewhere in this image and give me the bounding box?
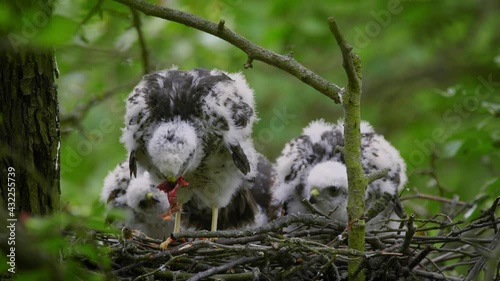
[328,17,360,91]
[217,19,225,32]
[295,188,330,218]
[172,214,342,239]
[334,145,345,155]
[401,192,470,207]
[413,269,464,281]
[465,230,500,281]
[365,168,388,185]
[364,192,392,223]
[130,7,151,74]
[112,0,342,103]
[328,16,364,281]
[187,256,260,281]
[401,214,415,255]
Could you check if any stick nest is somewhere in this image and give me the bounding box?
[97,197,500,281]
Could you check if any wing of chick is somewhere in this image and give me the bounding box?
[125,172,174,239]
[101,161,131,208]
[269,133,317,220]
[200,69,257,177]
[250,153,274,226]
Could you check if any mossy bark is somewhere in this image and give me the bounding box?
[341,56,366,281]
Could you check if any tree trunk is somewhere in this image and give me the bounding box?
[0,0,60,216]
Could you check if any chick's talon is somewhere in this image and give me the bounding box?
[160,237,175,250]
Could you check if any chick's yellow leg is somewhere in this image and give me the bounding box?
[211,206,218,241]
[160,202,182,250]
[174,202,183,233]
[160,237,174,250]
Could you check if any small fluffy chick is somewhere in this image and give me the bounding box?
[101,161,173,239]
[270,119,407,230]
[125,172,173,239]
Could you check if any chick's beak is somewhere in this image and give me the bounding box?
[139,192,160,209]
[146,192,160,203]
[167,176,177,187]
[107,189,124,204]
[309,187,320,204]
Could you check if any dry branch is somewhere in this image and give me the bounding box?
[130,7,151,74]
[112,0,342,103]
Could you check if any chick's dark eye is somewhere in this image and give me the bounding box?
[326,186,340,196]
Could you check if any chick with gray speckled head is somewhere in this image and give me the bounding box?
[270,119,407,232]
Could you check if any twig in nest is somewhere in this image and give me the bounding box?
[364,192,393,223]
[187,256,261,281]
[295,188,329,218]
[464,230,500,281]
[401,214,415,255]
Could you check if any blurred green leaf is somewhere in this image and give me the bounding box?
[34,15,79,46]
[0,2,12,27]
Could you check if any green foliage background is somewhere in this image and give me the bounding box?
[48,0,499,216]
[9,0,500,225]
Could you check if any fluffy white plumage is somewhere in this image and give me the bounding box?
[101,161,173,239]
[271,119,407,230]
[125,172,173,238]
[121,67,259,233]
[146,119,201,178]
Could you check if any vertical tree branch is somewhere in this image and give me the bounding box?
[130,7,151,74]
[328,17,365,281]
